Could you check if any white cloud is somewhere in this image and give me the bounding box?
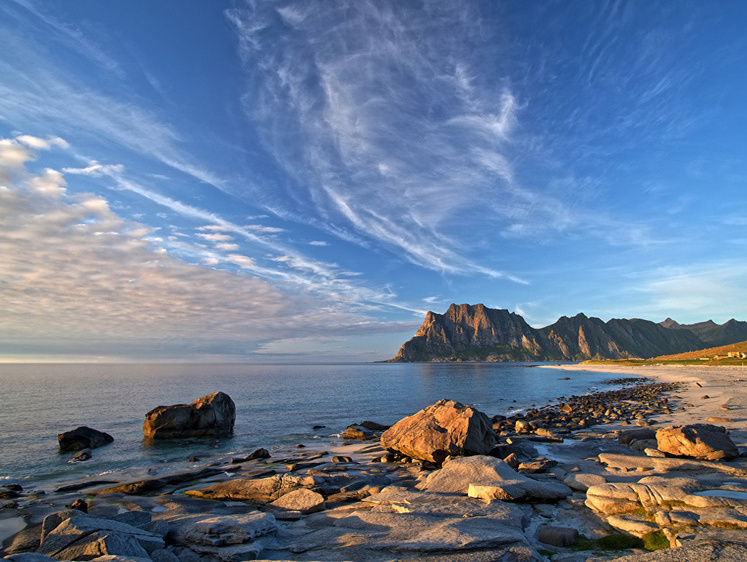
[309,240,328,246]
[16,134,69,150]
[245,224,285,233]
[29,168,66,197]
[197,232,234,242]
[227,254,255,269]
[0,138,419,359]
[62,161,124,176]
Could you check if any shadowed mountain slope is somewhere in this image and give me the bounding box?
[390,304,736,362]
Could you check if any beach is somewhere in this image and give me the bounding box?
[3,364,747,561]
[548,364,747,449]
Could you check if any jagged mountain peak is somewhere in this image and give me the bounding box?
[388,303,744,363]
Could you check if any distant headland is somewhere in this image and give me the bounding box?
[387,303,747,362]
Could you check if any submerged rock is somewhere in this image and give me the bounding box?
[380,399,495,463]
[57,426,113,453]
[143,391,235,440]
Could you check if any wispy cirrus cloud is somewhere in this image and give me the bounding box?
[227,0,712,276]
[227,1,536,280]
[0,137,417,360]
[0,2,225,191]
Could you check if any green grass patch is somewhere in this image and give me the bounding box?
[570,531,669,553]
[584,358,747,366]
[641,531,670,551]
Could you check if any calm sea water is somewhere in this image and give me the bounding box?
[0,362,626,485]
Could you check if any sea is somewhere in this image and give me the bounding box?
[0,362,631,487]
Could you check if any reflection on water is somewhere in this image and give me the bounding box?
[0,361,629,482]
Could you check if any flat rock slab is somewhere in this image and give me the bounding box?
[93,467,225,495]
[185,474,321,503]
[363,486,525,519]
[419,455,571,501]
[597,453,742,473]
[287,503,533,557]
[268,488,325,514]
[468,478,571,502]
[38,514,164,558]
[178,512,277,547]
[563,472,606,492]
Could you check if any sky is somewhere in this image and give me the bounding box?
[1,0,746,363]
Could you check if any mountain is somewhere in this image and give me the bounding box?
[388,303,733,362]
[660,318,747,347]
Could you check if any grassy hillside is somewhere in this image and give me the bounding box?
[654,340,747,361]
[583,340,747,366]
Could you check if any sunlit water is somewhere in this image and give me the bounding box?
[0,362,628,485]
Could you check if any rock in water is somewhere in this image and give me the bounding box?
[380,399,495,463]
[655,423,739,461]
[143,391,235,440]
[58,426,114,452]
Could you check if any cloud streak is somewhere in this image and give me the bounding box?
[228,1,537,280]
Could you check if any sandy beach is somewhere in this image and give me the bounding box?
[548,364,747,450]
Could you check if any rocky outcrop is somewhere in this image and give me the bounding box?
[391,304,544,361]
[57,426,113,452]
[380,399,495,463]
[586,476,747,539]
[37,511,165,559]
[388,303,726,362]
[655,424,739,461]
[143,391,235,440]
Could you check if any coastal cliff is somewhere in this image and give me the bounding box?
[389,303,743,362]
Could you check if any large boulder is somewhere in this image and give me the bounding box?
[380,399,496,463]
[58,426,113,452]
[655,424,739,461]
[143,392,235,440]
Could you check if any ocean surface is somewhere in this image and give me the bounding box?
[0,362,631,486]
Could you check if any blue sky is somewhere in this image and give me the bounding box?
[1,1,746,362]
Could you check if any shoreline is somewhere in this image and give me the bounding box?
[4,367,747,560]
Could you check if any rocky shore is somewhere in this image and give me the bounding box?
[3,365,747,561]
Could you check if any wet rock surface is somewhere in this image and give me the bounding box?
[57,427,113,453]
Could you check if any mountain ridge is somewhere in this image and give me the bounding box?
[388,303,746,362]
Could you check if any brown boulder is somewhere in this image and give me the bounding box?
[655,424,738,461]
[143,391,235,440]
[380,399,496,463]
